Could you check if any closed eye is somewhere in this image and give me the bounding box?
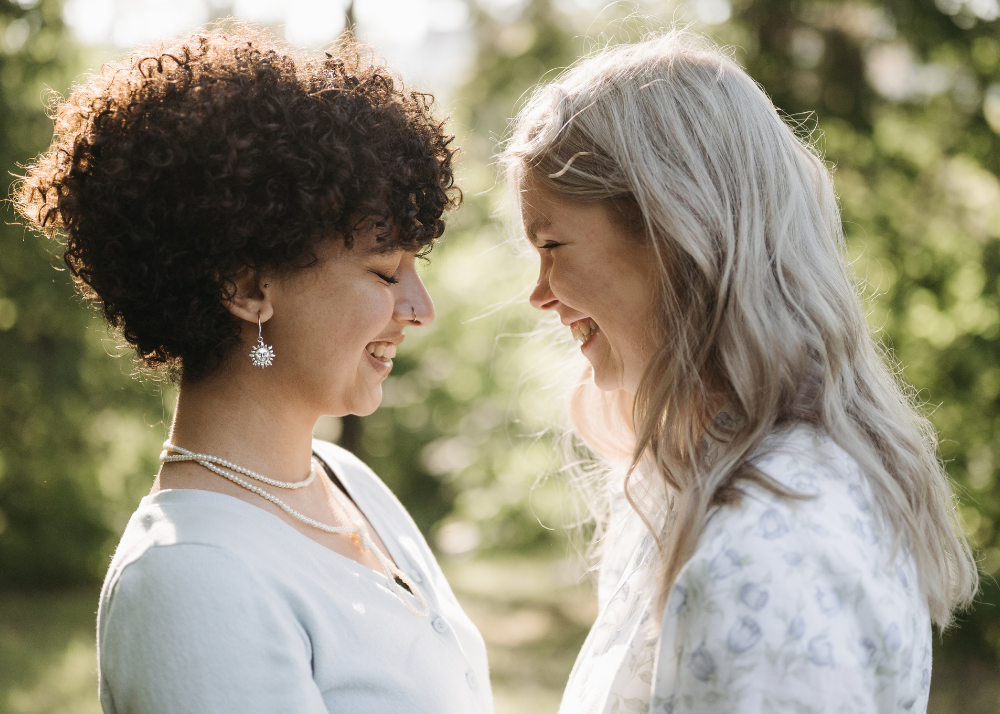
[372,270,399,285]
[540,241,563,251]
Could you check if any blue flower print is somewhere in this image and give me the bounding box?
[562,427,935,714]
[858,637,877,668]
[668,584,688,616]
[807,636,835,667]
[815,586,842,615]
[884,623,902,652]
[709,549,742,579]
[727,616,763,653]
[810,523,830,537]
[689,643,717,682]
[791,473,820,496]
[739,582,769,611]
[855,517,879,545]
[848,483,871,511]
[758,509,789,539]
[898,568,910,590]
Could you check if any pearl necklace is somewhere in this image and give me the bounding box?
[161,444,317,489]
[160,443,429,617]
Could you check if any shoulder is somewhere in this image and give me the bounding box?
[98,537,308,671]
[107,488,294,580]
[101,497,288,620]
[99,489,322,637]
[718,425,890,566]
[657,425,931,711]
[103,540,267,616]
[674,426,921,618]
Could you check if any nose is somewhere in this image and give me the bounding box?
[398,268,435,326]
[529,257,558,311]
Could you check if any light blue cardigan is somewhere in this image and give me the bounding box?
[97,440,492,714]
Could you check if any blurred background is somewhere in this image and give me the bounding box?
[1,0,999,711]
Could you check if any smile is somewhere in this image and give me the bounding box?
[366,341,397,363]
[570,318,599,346]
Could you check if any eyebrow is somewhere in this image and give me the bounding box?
[523,215,552,246]
[362,238,398,255]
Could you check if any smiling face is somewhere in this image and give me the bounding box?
[263,226,434,417]
[523,185,658,394]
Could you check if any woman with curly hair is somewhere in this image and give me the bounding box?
[501,31,977,713]
[16,24,491,714]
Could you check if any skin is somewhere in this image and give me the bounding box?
[151,224,434,573]
[523,184,658,394]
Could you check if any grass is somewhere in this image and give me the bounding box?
[441,556,597,713]
[2,559,999,713]
[0,587,103,714]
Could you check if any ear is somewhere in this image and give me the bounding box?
[223,266,274,325]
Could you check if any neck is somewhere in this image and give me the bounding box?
[165,363,317,482]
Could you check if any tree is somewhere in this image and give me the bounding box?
[0,0,165,586]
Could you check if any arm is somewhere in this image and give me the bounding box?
[99,543,329,714]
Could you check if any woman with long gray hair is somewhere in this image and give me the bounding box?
[502,31,977,713]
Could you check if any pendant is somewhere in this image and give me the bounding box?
[350,530,364,551]
[250,335,275,367]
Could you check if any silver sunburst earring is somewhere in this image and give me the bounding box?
[250,313,275,368]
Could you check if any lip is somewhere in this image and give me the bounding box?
[369,333,405,346]
[365,348,393,377]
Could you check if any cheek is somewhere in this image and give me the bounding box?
[553,259,636,325]
[550,260,605,306]
[340,287,394,336]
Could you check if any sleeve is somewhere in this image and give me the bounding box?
[652,521,898,713]
[98,543,329,714]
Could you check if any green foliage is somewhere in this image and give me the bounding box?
[3,0,1000,673]
[0,0,165,587]
[353,210,582,555]
[363,0,1000,663]
[336,0,596,557]
[719,0,1000,658]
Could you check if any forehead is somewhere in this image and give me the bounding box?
[518,186,567,243]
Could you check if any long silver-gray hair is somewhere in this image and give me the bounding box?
[501,30,976,629]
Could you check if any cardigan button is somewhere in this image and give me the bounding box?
[410,569,424,584]
[466,671,478,688]
[432,617,449,634]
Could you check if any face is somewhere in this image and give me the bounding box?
[264,227,434,417]
[523,185,657,394]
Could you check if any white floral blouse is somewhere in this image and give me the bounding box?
[559,425,932,714]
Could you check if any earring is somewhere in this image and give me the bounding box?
[250,313,275,368]
[411,307,417,321]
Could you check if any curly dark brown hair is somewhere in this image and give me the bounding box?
[14,22,459,380]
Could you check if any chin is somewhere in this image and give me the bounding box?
[344,387,382,417]
[591,368,625,393]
